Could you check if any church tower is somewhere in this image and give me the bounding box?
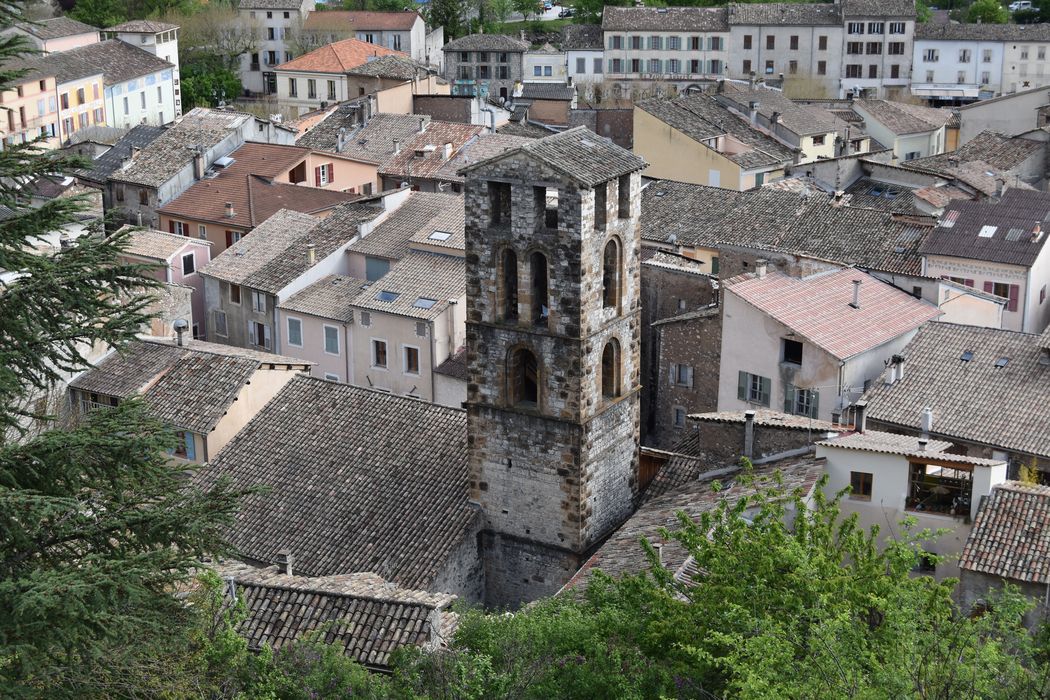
[460,128,647,607]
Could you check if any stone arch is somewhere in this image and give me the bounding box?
[499,247,518,322]
[507,345,540,408]
[601,338,621,400]
[602,236,622,311]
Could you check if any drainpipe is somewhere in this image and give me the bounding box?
[429,318,437,402]
[344,321,352,385]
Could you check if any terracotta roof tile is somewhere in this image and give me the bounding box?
[348,191,463,261]
[277,37,403,74]
[280,275,365,322]
[351,251,464,320]
[120,225,211,261]
[379,121,485,182]
[960,482,1050,584]
[16,16,98,40]
[855,99,951,136]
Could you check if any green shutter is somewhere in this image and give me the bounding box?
[738,371,747,401]
[809,390,820,419]
[784,385,795,414]
[759,376,771,407]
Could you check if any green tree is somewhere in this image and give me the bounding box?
[916,0,933,22]
[426,0,465,39]
[512,0,536,23]
[0,2,246,693]
[967,0,1010,23]
[68,0,127,28]
[180,55,244,110]
[491,0,513,29]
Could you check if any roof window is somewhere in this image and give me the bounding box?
[960,350,973,362]
[376,290,400,302]
[413,297,438,309]
[428,230,453,241]
[1005,228,1024,241]
[978,225,997,238]
[994,357,1009,369]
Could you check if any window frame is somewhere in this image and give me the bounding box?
[371,337,388,368]
[323,324,341,356]
[403,344,420,375]
[286,316,303,348]
[850,471,873,501]
[181,251,195,276]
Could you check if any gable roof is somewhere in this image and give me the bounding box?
[855,99,951,136]
[9,39,173,86]
[561,24,603,50]
[119,225,210,261]
[219,561,452,671]
[727,2,841,25]
[960,482,1050,585]
[344,54,426,81]
[277,37,402,74]
[862,323,1050,459]
[724,268,940,360]
[279,275,365,323]
[520,82,575,101]
[379,121,485,181]
[459,126,646,187]
[920,188,1050,267]
[296,107,424,161]
[442,33,529,52]
[69,339,307,433]
[157,142,359,228]
[638,94,796,170]
[351,251,464,320]
[348,191,463,261]
[72,123,166,185]
[105,20,179,33]
[302,9,421,32]
[903,131,1043,183]
[201,202,381,294]
[193,375,476,589]
[717,83,844,137]
[601,6,729,31]
[15,16,98,40]
[428,132,534,185]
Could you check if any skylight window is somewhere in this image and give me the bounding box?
[1006,228,1024,241]
[994,357,1010,369]
[428,230,453,241]
[376,290,400,302]
[960,350,973,362]
[978,225,997,238]
[412,297,438,309]
[940,211,959,228]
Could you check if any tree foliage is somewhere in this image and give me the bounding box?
[967,0,1010,23]
[180,54,243,109]
[425,0,465,38]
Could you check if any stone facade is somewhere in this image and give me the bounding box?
[463,147,643,608]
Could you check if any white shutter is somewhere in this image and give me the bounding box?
[686,366,694,389]
[263,324,271,350]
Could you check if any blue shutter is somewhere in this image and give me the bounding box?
[184,432,196,461]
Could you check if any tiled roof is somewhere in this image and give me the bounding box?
[297,108,423,161]
[842,177,922,214]
[105,20,179,33]
[349,192,463,261]
[120,225,209,261]
[277,38,403,74]
[960,482,1050,585]
[434,346,468,380]
[69,339,306,433]
[497,120,557,139]
[718,83,843,137]
[904,131,1043,181]
[520,82,574,101]
[919,189,1050,267]
[201,203,381,294]
[640,180,934,275]
[725,268,941,360]
[279,275,365,323]
[460,126,647,188]
[72,124,166,185]
[302,10,421,32]
[429,133,534,185]
[650,305,720,327]
[351,251,464,320]
[16,16,97,39]
[917,22,1050,42]
[219,561,452,670]
[817,429,952,455]
[958,84,1050,111]
[157,142,359,228]
[110,108,255,187]
[863,323,1050,459]
[442,33,529,52]
[193,374,476,588]
[841,0,917,17]
[561,24,603,50]
[855,99,951,135]
[567,456,824,592]
[345,54,426,80]
[727,2,841,25]
[642,249,709,275]
[601,6,729,32]
[690,409,840,432]
[8,39,172,85]
[379,121,485,181]
[639,94,796,170]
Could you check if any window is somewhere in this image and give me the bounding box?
[267,27,275,40]
[889,21,906,34]
[955,48,972,64]
[287,317,303,347]
[307,79,316,99]
[181,252,195,275]
[847,42,863,55]
[1021,48,1029,60]
[60,92,69,109]
[649,35,662,50]
[402,345,420,374]
[904,151,920,160]
[489,181,511,225]
[925,70,935,82]
[785,385,819,418]
[923,48,938,62]
[868,65,878,79]
[743,59,752,74]
[609,36,622,50]
[866,42,882,55]
[670,363,693,388]
[77,87,85,103]
[372,338,387,367]
[508,347,539,406]
[365,256,390,282]
[957,71,966,84]
[618,174,631,218]
[198,224,207,240]
[710,36,723,51]
[630,36,642,50]
[668,36,681,50]
[818,60,827,75]
[267,50,277,65]
[765,60,774,75]
[214,310,228,337]
[891,64,901,79]
[818,35,828,51]
[601,339,621,399]
[789,35,799,50]
[170,220,187,236]
[737,371,771,406]
[316,162,333,186]
[987,281,1020,312]
[157,85,163,103]
[982,49,993,63]
[316,324,338,355]
[649,59,662,74]
[501,249,518,321]
[138,189,149,206]
[743,35,752,50]
[668,59,681,75]
[172,431,196,460]
[593,58,602,73]
[848,22,864,34]
[789,60,798,74]
[813,133,827,146]
[327,80,337,100]
[782,338,803,365]
[79,113,88,129]
[766,35,775,50]
[576,57,585,73]
[533,66,542,77]
[249,322,270,349]
[868,22,884,34]
[886,42,904,56]
[602,238,621,309]
[251,290,267,313]
[673,407,687,428]
[228,283,241,305]
[530,251,549,326]
[850,471,873,501]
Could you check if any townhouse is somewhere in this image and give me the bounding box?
[299,10,441,68]
[442,34,528,101]
[6,16,98,54]
[238,0,315,95]
[852,98,950,160]
[0,67,61,149]
[5,50,105,143]
[564,24,604,86]
[104,21,183,120]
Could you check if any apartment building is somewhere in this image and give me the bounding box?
[104,21,183,119]
[442,34,528,101]
[0,70,60,149]
[238,0,316,95]
[300,10,440,67]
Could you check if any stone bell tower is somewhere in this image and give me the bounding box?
[460,128,647,607]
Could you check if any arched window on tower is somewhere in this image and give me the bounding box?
[601,339,621,400]
[530,251,549,326]
[508,347,540,407]
[602,238,621,310]
[501,248,518,321]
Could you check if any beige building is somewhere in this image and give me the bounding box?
[0,71,60,149]
[852,99,949,161]
[6,16,99,54]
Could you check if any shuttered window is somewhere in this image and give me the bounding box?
[737,371,771,407]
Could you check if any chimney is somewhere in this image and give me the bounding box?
[224,201,235,219]
[995,177,1006,198]
[920,406,933,436]
[850,279,862,309]
[886,362,898,386]
[136,210,143,226]
[337,126,347,152]
[748,100,760,126]
[418,117,426,133]
[853,400,867,434]
[743,409,756,459]
[1032,222,1043,243]
[917,437,928,451]
[275,549,294,577]
[771,110,781,124]
[393,138,401,154]
[192,150,205,180]
[755,258,768,279]
[173,318,188,347]
[130,145,141,160]
[307,242,316,266]
[893,353,905,381]
[442,142,453,160]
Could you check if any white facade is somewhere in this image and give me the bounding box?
[108,27,183,118]
[105,69,178,129]
[1003,40,1050,94]
[852,102,945,161]
[567,48,604,84]
[728,24,844,97]
[911,38,1004,101]
[525,47,568,83]
[239,0,315,95]
[839,16,914,98]
[604,31,730,95]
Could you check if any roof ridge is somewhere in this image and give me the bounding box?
[233,576,451,609]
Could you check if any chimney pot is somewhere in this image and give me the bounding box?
[307,242,316,266]
[920,406,933,435]
[224,201,235,219]
[173,318,189,347]
[418,117,426,133]
[275,549,294,577]
[850,279,862,309]
[393,138,401,154]
[917,438,928,451]
[755,259,768,279]
[743,409,756,459]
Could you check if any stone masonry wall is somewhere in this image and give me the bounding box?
[651,309,722,450]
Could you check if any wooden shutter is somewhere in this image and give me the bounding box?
[983,281,994,294]
[263,324,271,350]
[184,432,196,461]
[965,279,974,288]
[225,231,233,248]
[784,384,795,413]
[328,162,335,182]
[737,371,747,401]
[314,166,322,186]
[168,219,176,233]
[1007,284,1020,312]
[759,376,771,407]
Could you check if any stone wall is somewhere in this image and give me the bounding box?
[413,94,473,123]
[430,512,485,605]
[650,308,721,450]
[478,531,580,609]
[716,246,843,282]
[682,419,826,465]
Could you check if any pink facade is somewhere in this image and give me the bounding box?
[0,75,61,149]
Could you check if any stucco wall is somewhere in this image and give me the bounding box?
[209,366,304,458]
[634,105,742,188]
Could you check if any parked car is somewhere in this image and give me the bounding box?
[1009,1,1032,11]
[558,7,575,17]
[543,1,552,9]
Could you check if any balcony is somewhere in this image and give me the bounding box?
[906,461,972,518]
